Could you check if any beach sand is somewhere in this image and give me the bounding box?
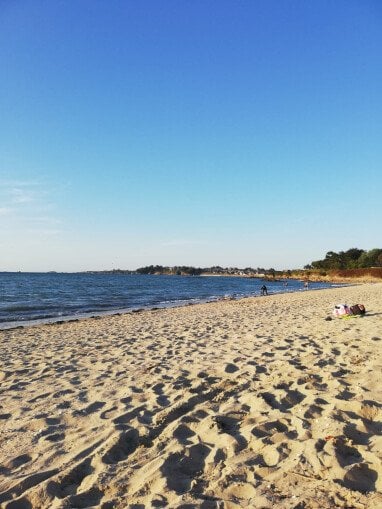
[0,284,381,508]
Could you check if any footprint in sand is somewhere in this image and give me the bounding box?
[224,482,257,502]
[100,406,119,420]
[252,419,297,443]
[0,468,59,506]
[173,423,196,445]
[53,457,94,499]
[333,438,363,468]
[0,454,33,476]
[304,404,323,419]
[314,397,329,406]
[343,422,370,446]
[156,394,170,407]
[150,494,168,507]
[101,428,139,464]
[73,401,105,417]
[45,417,61,425]
[280,389,305,409]
[224,363,239,374]
[160,443,211,494]
[56,401,71,410]
[35,422,66,443]
[336,389,355,401]
[213,448,227,463]
[53,389,75,399]
[342,463,378,493]
[28,392,52,403]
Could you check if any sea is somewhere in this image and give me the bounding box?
[0,272,338,329]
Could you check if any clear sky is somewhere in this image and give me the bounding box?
[1,1,381,271]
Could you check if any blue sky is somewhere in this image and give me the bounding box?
[1,1,381,271]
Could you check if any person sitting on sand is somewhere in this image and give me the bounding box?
[260,285,268,296]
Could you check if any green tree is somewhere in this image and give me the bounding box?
[358,249,382,268]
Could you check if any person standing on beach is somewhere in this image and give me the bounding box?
[304,281,309,289]
[260,285,268,296]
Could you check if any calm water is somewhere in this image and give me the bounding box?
[0,273,336,328]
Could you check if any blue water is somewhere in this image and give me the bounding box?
[0,273,336,328]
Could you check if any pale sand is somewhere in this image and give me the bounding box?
[0,284,381,509]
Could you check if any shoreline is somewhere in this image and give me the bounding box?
[1,283,381,507]
[0,282,350,332]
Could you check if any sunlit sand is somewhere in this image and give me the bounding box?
[1,284,381,508]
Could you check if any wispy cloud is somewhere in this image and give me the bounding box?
[0,179,41,187]
[0,179,63,234]
[25,216,63,225]
[161,239,207,247]
[27,228,62,236]
[0,206,13,216]
[9,187,38,204]
[1,179,40,200]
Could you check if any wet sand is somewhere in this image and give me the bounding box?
[0,283,381,508]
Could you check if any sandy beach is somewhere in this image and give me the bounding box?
[0,283,381,508]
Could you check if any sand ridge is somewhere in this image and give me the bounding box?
[0,284,381,508]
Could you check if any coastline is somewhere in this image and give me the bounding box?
[0,280,346,332]
[0,283,381,507]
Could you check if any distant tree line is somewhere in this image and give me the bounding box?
[305,248,382,270]
[86,266,284,276]
[135,265,278,276]
[136,265,203,275]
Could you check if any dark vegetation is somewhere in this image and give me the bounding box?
[135,265,273,276]
[304,248,382,270]
[88,266,280,277]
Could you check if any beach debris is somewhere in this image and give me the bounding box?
[332,303,366,317]
[349,304,366,315]
[333,304,351,317]
[323,435,354,446]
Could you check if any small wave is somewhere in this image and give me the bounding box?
[2,305,54,312]
[0,312,61,323]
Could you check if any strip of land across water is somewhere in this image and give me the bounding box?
[0,284,381,508]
